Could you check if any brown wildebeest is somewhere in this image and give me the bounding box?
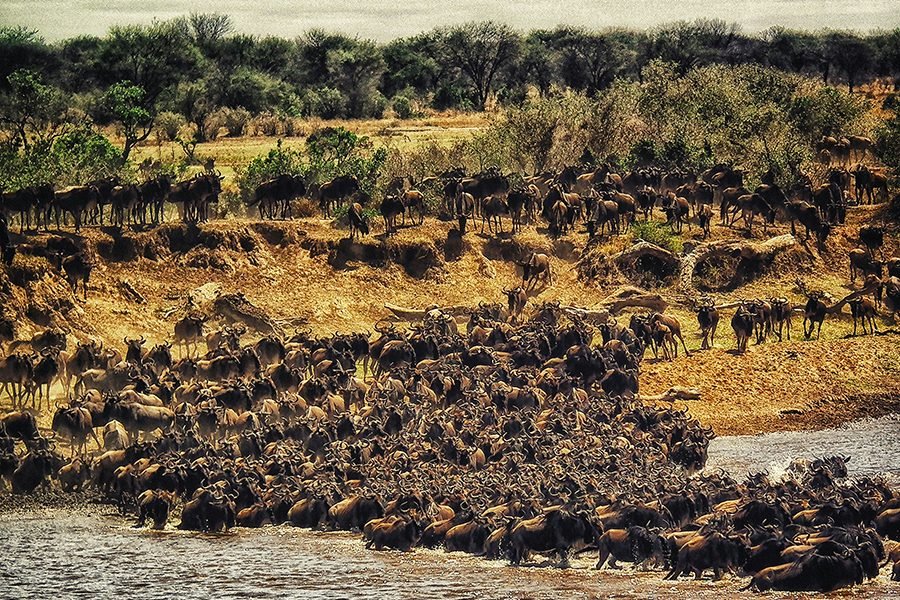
[849,297,878,335]
[649,312,690,357]
[849,248,883,284]
[696,301,719,350]
[803,293,827,339]
[519,253,552,289]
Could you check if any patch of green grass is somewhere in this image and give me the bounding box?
[631,220,683,253]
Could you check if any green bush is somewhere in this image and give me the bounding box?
[0,124,123,190]
[630,220,683,253]
[392,95,415,119]
[234,139,305,201]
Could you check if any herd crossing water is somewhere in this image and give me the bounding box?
[2,415,898,599]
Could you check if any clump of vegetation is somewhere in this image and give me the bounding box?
[631,220,683,253]
[233,127,387,203]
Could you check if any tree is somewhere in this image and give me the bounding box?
[381,36,441,98]
[104,81,153,163]
[436,21,521,110]
[188,13,233,55]
[100,20,200,106]
[174,78,219,142]
[325,40,385,117]
[552,27,640,94]
[823,32,874,93]
[0,27,52,85]
[648,19,743,74]
[0,69,71,150]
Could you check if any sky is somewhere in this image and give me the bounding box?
[2,1,899,41]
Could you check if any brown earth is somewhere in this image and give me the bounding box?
[2,203,899,437]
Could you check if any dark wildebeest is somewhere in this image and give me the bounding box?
[252,174,306,220]
[318,175,359,218]
[803,293,828,339]
[784,200,830,245]
[732,304,755,353]
[770,297,793,341]
[347,202,369,240]
[849,297,878,335]
[508,508,599,566]
[848,248,883,284]
[519,253,552,289]
[57,252,92,300]
[139,174,172,224]
[380,194,404,235]
[696,301,719,350]
[502,286,527,317]
[52,185,99,232]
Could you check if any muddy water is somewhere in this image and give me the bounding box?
[706,414,900,485]
[1,416,899,598]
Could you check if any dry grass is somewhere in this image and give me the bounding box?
[123,112,487,178]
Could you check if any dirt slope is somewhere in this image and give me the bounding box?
[2,204,899,436]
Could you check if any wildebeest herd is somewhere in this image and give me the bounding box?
[1,299,899,592]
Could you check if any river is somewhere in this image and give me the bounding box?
[1,415,899,598]
[3,1,899,42]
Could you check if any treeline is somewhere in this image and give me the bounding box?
[2,15,899,127]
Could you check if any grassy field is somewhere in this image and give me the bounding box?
[127,112,489,183]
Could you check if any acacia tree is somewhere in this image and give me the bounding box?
[437,21,521,110]
[553,27,640,95]
[824,32,874,93]
[104,81,153,163]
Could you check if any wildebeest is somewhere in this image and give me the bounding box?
[803,293,828,340]
[502,287,527,318]
[770,297,793,341]
[848,248,882,284]
[785,200,830,244]
[596,526,666,570]
[508,508,598,566]
[317,175,360,218]
[174,314,207,358]
[380,194,404,235]
[52,405,98,455]
[347,202,370,240]
[731,304,754,353]
[519,253,552,289]
[251,174,306,220]
[665,532,749,580]
[849,297,878,335]
[696,301,719,350]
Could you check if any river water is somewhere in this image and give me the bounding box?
[1,415,899,598]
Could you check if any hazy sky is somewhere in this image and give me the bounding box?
[3,1,899,41]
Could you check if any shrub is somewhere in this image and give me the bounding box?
[630,220,683,253]
[203,110,225,141]
[221,107,252,137]
[392,95,415,119]
[234,138,305,202]
[155,111,186,142]
[252,111,281,136]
